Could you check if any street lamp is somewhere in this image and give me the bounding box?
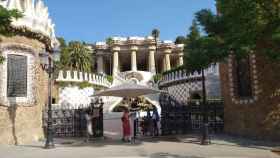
[201,69,209,145]
[39,49,60,149]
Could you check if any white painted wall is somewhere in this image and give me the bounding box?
[58,86,94,109]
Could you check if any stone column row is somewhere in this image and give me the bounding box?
[131,46,138,72]
[163,49,171,72]
[101,46,184,77]
[112,47,120,77]
[97,54,104,74]
[148,46,156,74]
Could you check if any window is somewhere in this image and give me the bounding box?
[235,56,252,98]
[7,54,27,97]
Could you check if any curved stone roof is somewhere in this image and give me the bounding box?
[0,0,59,48]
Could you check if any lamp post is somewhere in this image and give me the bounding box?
[201,69,209,145]
[39,49,60,149]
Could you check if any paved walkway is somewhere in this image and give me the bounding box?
[0,135,279,158]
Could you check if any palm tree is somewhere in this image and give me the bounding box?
[67,41,92,72]
[151,29,160,41]
[151,29,160,73]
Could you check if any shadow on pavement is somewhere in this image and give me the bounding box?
[179,134,280,150]
[150,152,205,158]
[18,134,280,151]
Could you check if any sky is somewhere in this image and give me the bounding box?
[44,0,216,43]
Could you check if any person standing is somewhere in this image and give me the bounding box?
[146,110,153,136]
[152,108,160,137]
[85,107,94,142]
[121,109,131,142]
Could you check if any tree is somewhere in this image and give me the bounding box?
[57,40,92,72]
[151,29,160,73]
[195,0,280,61]
[175,36,186,44]
[184,20,223,72]
[55,37,69,70]
[67,41,92,72]
[184,21,217,145]
[0,6,22,64]
[186,20,201,43]
[151,29,160,40]
[0,5,22,36]
[57,37,66,48]
[106,37,113,46]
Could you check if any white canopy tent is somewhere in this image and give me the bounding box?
[92,83,163,98]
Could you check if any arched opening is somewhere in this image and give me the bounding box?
[190,92,202,100]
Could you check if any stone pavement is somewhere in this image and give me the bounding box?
[0,135,279,158]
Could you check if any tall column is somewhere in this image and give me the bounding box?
[178,53,184,66]
[97,54,104,74]
[112,46,120,77]
[164,49,172,71]
[130,46,138,71]
[148,46,156,74]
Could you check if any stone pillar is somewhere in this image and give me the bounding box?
[148,46,156,74]
[112,46,120,77]
[97,55,104,74]
[164,49,172,71]
[130,46,138,71]
[179,53,184,66]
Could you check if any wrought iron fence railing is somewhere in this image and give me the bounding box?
[43,104,103,138]
[159,93,224,135]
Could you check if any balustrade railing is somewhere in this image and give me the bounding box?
[159,64,219,86]
[56,70,111,87]
[159,69,202,86]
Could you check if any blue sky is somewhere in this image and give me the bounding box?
[44,0,216,43]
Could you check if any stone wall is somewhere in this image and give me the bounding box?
[220,54,280,141]
[0,36,48,145]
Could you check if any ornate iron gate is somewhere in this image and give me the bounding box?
[43,103,103,138]
[159,93,224,135]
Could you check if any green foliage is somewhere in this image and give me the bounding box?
[184,36,226,72]
[0,6,53,51]
[106,37,113,46]
[68,41,92,72]
[195,0,280,61]
[106,75,113,83]
[183,20,222,72]
[0,55,4,64]
[79,81,93,89]
[58,40,92,72]
[151,29,160,39]
[0,5,22,36]
[57,37,66,48]
[186,20,201,42]
[58,81,93,89]
[175,36,186,44]
[183,0,280,72]
[0,6,22,64]
[162,65,185,75]
[153,74,162,83]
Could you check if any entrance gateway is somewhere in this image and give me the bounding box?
[50,36,223,140]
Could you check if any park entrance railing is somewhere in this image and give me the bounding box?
[159,93,224,135]
[43,102,104,138]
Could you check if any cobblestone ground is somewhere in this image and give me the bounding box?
[0,135,279,158]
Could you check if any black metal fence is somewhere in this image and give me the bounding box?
[43,104,103,138]
[159,93,224,135]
